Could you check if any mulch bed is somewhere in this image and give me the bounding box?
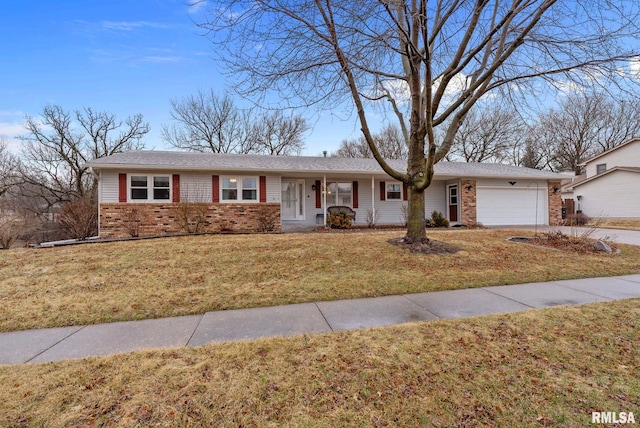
[508,232,619,254]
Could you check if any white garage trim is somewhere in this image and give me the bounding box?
[476,185,548,226]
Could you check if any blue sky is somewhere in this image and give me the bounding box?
[0,0,359,155]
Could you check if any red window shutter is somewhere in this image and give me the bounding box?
[315,180,321,208]
[352,181,359,208]
[380,181,386,201]
[403,183,408,201]
[118,174,127,202]
[259,176,267,203]
[172,174,180,203]
[212,175,220,203]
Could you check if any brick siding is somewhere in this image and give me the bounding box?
[99,202,281,238]
[547,181,562,226]
[460,179,477,226]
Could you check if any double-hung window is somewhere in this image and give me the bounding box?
[130,175,171,202]
[386,183,402,200]
[325,182,352,207]
[221,176,258,202]
[596,163,606,174]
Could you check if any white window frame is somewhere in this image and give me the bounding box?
[128,173,172,203]
[220,176,259,203]
[323,181,353,207]
[386,182,403,201]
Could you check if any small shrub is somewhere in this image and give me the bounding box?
[59,195,98,240]
[400,203,409,227]
[257,206,278,232]
[426,210,449,228]
[327,212,352,229]
[172,202,209,234]
[218,219,234,232]
[564,212,590,226]
[365,209,379,228]
[0,218,24,249]
[122,206,143,237]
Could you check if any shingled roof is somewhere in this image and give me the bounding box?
[86,150,564,180]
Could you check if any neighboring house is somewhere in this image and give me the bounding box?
[85,151,564,238]
[562,137,640,218]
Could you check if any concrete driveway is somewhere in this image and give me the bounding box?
[496,225,640,246]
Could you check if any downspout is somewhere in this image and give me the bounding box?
[323,174,327,226]
[97,169,101,237]
[87,167,101,238]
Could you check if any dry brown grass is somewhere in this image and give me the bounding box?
[589,218,640,231]
[1,229,639,332]
[1,299,638,427]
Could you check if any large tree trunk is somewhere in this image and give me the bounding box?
[405,185,427,243]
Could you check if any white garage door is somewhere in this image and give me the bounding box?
[476,187,548,226]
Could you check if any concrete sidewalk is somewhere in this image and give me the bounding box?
[2,275,640,365]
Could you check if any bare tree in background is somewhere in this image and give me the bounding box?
[533,92,640,174]
[162,90,256,153]
[448,104,524,163]
[14,105,149,240]
[18,105,149,207]
[253,110,309,155]
[514,136,551,170]
[201,0,640,244]
[0,139,18,197]
[333,123,407,159]
[163,90,309,155]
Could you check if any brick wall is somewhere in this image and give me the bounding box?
[460,179,477,226]
[99,203,281,238]
[547,181,562,226]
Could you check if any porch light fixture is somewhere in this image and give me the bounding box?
[465,184,473,191]
[311,184,316,191]
[553,186,560,194]
[577,195,582,201]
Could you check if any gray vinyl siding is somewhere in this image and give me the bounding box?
[266,175,281,203]
[424,181,447,218]
[284,178,447,226]
[180,173,212,202]
[100,171,120,203]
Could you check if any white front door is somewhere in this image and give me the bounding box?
[281,180,305,220]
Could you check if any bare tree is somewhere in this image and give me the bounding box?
[253,110,308,155]
[163,90,309,155]
[201,0,640,244]
[333,123,407,159]
[531,92,640,174]
[18,105,149,207]
[595,98,640,152]
[162,90,257,153]
[0,139,18,197]
[514,137,550,170]
[448,104,524,163]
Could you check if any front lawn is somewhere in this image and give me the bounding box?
[1,229,639,332]
[1,299,638,426]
